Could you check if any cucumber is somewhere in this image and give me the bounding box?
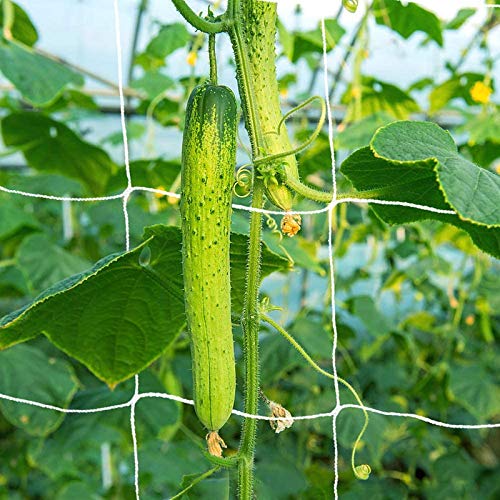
[180,83,237,446]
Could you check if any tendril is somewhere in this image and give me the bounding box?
[254,95,326,167]
[261,314,370,482]
[233,164,253,198]
[264,213,295,264]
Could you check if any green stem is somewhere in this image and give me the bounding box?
[261,314,370,479]
[226,2,269,497]
[209,33,218,84]
[171,0,225,33]
[238,181,264,498]
[170,466,220,500]
[2,0,14,40]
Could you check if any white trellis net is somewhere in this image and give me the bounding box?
[0,2,499,499]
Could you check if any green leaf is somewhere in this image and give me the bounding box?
[0,2,38,46]
[146,23,190,60]
[429,73,485,113]
[0,264,29,297]
[0,40,83,106]
[55,482,101,500]
[335,112,394,151]
[131,70,174,99]
[181,470,230,500]
[290,18,345,62]
[0,195,38,239]
[0,344,79,436]
[106,158,181,194]
[342,77,419,120]
[457,109,500,146]
[277,19,294,61]
[351,296,393,336]
[448,364,500,420]
[16,233,91,293]
[0,226,289,386]
[341,121,500,257]
[462,141,500,169]
[373,0,443,46]
[231,232,292,313]
[3,173,84,197]
[371,121,500,227]
[1,112,116,195]
[445,8,476,30]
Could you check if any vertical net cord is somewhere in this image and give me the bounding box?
[112,0,140,498]
[321,17,341,499]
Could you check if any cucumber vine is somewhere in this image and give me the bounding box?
[172,0,369,497]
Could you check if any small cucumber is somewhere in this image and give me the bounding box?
[180,83,237,446]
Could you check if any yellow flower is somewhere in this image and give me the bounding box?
[187,51,197,67]
[154,186,166,198]
[470,81,492,104]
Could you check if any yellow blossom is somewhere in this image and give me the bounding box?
[470,81,492,104]
[351,85,362,99]
[187,51,197,67]
[154,186,166,198]
[465,314,475,326]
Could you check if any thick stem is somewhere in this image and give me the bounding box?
[171,0,225,33]
[209,34,218,84]
[238,181,264,498]
[227,1,287,497]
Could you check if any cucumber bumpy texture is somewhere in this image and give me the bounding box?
[180,83,237,435]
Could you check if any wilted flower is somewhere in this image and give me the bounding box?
[206,431,227,457]
[269,401,294,433]
[281,214,301,237]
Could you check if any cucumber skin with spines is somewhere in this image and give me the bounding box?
[180,83,237,432]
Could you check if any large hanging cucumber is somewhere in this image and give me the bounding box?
[180,83,237,454]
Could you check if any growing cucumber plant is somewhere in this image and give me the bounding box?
[0,0,498,498]
[171,0,500,497]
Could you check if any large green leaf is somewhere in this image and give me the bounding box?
[0,344,79,437]
[371,121,500,227]
[341,121,500,257]
[373,0,443,46]
[1,112,116,195]
[0,226,289,386]
[0,40,83,106]
[0,2,38,46]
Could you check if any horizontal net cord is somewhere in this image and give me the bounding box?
[0,182,457,217]
[1,389,498,429]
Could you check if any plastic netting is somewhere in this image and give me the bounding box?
[0,2,498,499]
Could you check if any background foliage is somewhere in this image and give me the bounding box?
[0,1,499,498]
